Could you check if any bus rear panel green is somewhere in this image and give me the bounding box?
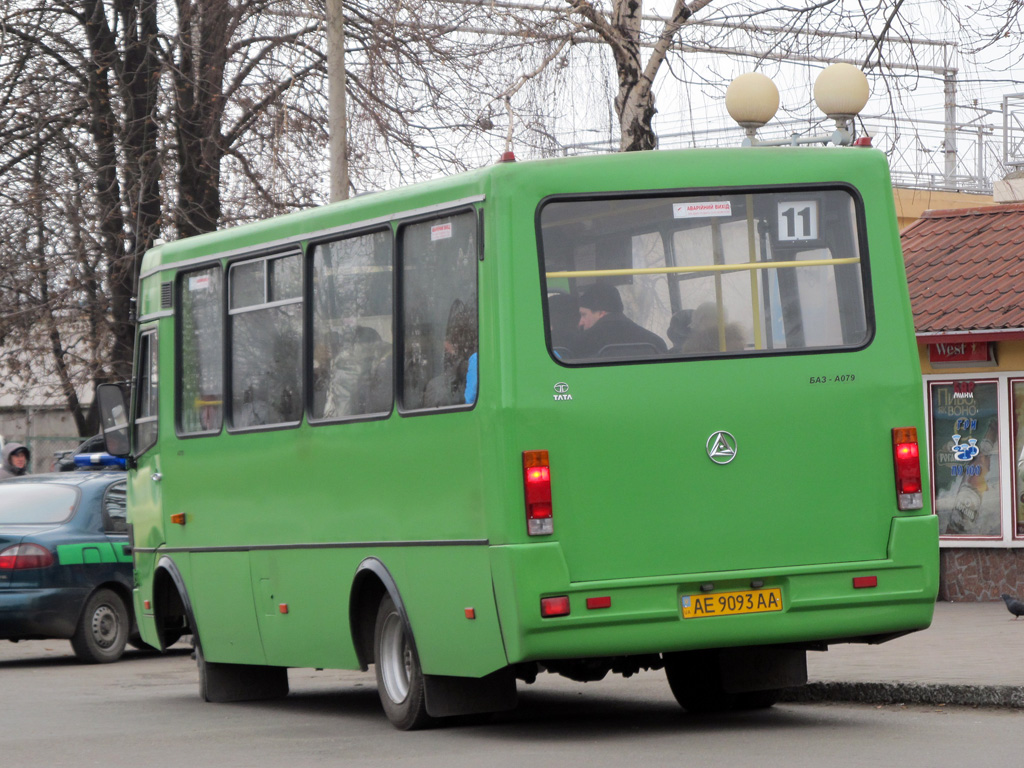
[489,515,937,665]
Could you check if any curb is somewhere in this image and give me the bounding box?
[779,681,1024,709]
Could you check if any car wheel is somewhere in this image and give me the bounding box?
[71,588,129,664]
[374,594,431,730]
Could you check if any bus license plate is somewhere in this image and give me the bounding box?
[681,588,783,619]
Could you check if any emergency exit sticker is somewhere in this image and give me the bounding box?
[431,222,453,241]
[189,274,211,291]
[673,201,732,218]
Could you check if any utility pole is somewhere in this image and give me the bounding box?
[327,0,349,202]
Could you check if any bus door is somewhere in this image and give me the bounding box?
[127,326,167,634]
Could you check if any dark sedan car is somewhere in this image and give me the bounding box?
[0,471,134,663]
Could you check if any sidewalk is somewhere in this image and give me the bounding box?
[781,601,1024,708]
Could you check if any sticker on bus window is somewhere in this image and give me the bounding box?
[431,222,453,241]
[189,274,211,291]
[776,200,819,241]
[673,201,732,219]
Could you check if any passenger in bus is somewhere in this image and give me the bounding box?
[423,299,478,407]
[681,302,746,354]
[324,326,391,417]
[574,283,667,358]
[666,309,693,354]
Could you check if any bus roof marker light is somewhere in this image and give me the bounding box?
[523,450,554,536]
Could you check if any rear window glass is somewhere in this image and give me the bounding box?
[0,484,78,524]
[539,189,869,363]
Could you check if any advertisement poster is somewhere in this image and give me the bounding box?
[931,380,1001,536]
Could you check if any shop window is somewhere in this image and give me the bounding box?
[1011,380,1024,538]
[929,379,1001,537]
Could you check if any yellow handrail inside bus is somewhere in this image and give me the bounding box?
[545,256,860,279]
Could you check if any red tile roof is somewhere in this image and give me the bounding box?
[901,202,1024,335]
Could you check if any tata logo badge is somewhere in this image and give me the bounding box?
[706,431,737,465]
[553,382,572,401]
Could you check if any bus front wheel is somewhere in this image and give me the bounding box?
[374,594,431,730]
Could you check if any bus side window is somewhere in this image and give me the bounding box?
[400,212,479,411]
[179,266,224,435]
[228,253,303,429]
[310,230,394,421]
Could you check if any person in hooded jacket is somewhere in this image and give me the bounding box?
[0,442,31,479]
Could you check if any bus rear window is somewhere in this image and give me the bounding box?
[539,189,870,363]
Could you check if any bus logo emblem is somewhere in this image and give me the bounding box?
[553,382,572,401]
[706,431,737,464]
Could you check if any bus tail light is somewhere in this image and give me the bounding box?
[892,427,923,511]
[0,543,55,570]
[541,596,570,617]
[523,450,553,535]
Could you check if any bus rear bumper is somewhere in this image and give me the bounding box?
[490,514,939,664]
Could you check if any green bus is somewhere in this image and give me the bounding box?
[98,147,937,729]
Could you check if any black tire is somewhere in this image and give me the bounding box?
[373,594,431,730]
[664,650,779,713]
[70,588,129,664]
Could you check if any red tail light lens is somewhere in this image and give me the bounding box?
[523,450,553,535]
[541,596,570,617]
[0,543,55,570]
[892,427,923,510]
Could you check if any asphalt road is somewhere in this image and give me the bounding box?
[3,639,1019,768]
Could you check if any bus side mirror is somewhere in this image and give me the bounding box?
[97,383,131,458]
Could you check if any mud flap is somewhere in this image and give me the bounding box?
[423,667,518,717]
[719,646,807,693]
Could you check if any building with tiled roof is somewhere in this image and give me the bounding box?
[901,201,1024,601]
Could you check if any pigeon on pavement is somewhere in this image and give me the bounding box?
[1001,593,1024,619]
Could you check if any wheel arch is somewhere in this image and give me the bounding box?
[151,555,196,652]
[349,557,413,671]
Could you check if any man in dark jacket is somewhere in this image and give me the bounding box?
[0,442,31,479]
[575,283,668,358]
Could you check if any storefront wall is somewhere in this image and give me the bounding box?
[920,339,1024,600]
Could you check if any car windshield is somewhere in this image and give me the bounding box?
[0,484,78,524]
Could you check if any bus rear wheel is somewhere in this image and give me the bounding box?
[664,650,780,713]
[374,594,431,730]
